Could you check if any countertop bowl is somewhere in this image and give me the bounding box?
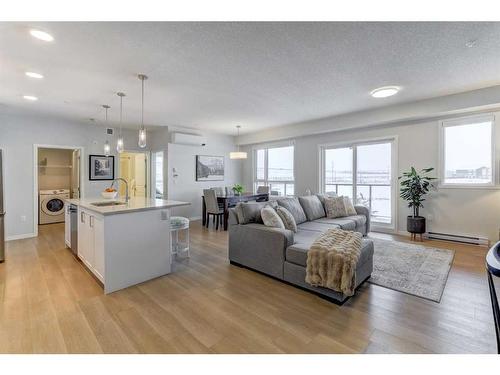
[101,191,118,199]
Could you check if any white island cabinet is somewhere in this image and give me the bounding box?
[67,197,190,294]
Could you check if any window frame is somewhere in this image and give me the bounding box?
[439,114,496,189]
[253,142,295,197]
[318,136,398,232]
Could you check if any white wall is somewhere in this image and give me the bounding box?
[241,112,500,242]
[167,131,242,219]
[0,112,146,239]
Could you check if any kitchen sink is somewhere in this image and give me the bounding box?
[91,201,127,207]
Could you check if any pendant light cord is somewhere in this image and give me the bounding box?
[119,94,123,137]
[141,77,144,131]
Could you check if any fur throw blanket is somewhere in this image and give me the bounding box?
[305,228,362,296]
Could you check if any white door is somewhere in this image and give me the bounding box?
[71,149,80,198]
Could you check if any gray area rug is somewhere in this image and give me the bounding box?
[367,237,455,302]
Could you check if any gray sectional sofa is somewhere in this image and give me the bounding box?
[228,195,374,304]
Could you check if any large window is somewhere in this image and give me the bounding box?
[254,145,294,196]
[321,140,394,226]
[441,115,494,186]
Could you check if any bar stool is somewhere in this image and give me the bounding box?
[170,216,190,262]
[486,241,500,354]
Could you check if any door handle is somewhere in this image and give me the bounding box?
[81,212,85,223]
[90,216,94,228]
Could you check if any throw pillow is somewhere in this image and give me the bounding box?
[275,205,298,233]
[260,206,285,230]
[324,196,347,218]
[298,195,326,221]
[343,196,357,216]
[276,197,308,224]
[236,201,278,224]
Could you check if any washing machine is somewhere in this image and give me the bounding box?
[39,189,70,224]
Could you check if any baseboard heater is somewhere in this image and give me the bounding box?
[424,231,489,246]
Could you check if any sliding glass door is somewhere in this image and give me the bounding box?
[321,139,394,227]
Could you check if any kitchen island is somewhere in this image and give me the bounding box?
[65,197,190,294]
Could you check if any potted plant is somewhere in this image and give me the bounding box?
[399,167,436,240]
[232,184,244,196]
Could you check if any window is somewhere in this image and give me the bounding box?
[441,115,495,186]
[321,140,394,226]
[254,145,294,196]
[152,151,164,199]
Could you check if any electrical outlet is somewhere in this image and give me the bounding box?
[427,214,433,221]
[21,215,26,222]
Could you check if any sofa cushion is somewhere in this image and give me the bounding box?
[298,195,326,221]
[314,215,366,230]
[297,221,340,232]
[276,197,307,224]
[275,206,298,233]
[236,201,278,224]
[286,238,374,267]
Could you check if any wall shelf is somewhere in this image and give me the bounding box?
[38,165,73,168]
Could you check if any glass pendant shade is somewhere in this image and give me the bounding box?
[104,140,111,156]
[138,128,147,148]
[230,125,247,159]
[229,151,247,159]
[116,137,124,153]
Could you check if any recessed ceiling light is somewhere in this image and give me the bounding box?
[29,29,54,42]
[370,86,400,98]
[23,95,38,101]
[25,71,44,79]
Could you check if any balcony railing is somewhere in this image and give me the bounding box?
[324,183,392,224]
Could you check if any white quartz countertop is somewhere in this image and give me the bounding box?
[66,197,190,216]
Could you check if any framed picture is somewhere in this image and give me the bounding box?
[196,155,224,181]
[89,155,115,180]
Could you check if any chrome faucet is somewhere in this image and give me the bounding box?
[110,178,130,203]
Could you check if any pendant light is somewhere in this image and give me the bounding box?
[137,74,148,148]
[102,104,111,156]
[116,92,125,153]
[230,125,247,159]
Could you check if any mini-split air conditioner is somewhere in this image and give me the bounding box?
[170,132,207,146]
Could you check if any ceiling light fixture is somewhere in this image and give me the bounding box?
[29,29,54,42]
[102,105,111,156]
[116,92,126,153]
[370,86,400,98]
[23,95,38,101]
[230,125,247,159]
[25,71,44,79]
[137,74,148,148]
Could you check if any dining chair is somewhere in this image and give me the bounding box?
[257,186,270,194]
[203,189,224,230]
[211,187,224,196]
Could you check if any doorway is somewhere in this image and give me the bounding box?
[33,144,84,235]
[119,151,149,198]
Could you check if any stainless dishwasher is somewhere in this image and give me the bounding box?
[69,204,78,255]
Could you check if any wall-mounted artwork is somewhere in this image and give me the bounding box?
[89,155,115,180]
[196,155,224,181]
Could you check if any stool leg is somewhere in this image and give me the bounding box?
[216,214,219,230]
[186,228,190,258]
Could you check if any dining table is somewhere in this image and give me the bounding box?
[201,192,269,231]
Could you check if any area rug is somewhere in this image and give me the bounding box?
[367,237,455,302]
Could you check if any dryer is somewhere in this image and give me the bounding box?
[39,189,70,224]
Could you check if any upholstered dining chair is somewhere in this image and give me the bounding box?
[211,187,224,196]
[256,185,270,194]
[203,189,224,230]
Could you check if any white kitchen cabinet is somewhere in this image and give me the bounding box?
[64,203,71,248]
[77,207,105,283]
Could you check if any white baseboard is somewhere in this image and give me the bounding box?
[188,216,202,221]
[6,232,37,241]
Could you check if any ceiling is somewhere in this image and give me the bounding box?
[1,22,500,134]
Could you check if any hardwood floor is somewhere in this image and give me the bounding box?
[0,222,496,353]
